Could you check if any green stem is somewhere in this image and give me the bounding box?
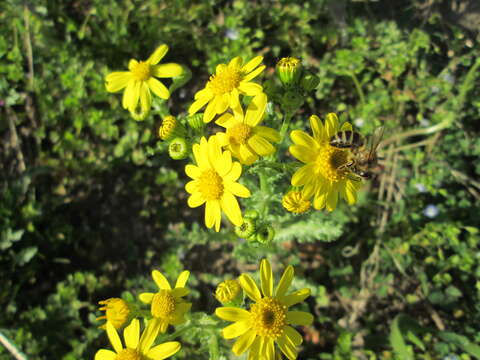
[259,172,270,217]
[279,111,293,145]
[350,72,366,106]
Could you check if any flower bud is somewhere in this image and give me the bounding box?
[243,209,259,220]
[281,90,304,112]
[300,72,320,92]
[234,217,256,238]
[282,191,311,214]
[158,115,186,141]
[276,57,302,86]
[187,113,205,132]
[168,137,190,160]
[97,298,132,330]
[215,279,242,305]
[256,225,275,244]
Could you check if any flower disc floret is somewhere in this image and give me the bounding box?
[198,169,224,200]
[151,290,176,318]
[97,298,131,330]
[131,61,151,81]
[250,297,287,338]
[208,67,242,95]
[116,348,141,360]
[282,191,311,214]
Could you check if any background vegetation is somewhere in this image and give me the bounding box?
[1,0,480,359]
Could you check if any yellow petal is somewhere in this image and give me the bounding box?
[324,113,339,138]
[122,81,135,110]
[147,44,168,65]
[215,113,234,128]
[214,151,232,177]
[284,325,303,346]
[291,163,316,187]
[313,192,327,210]
[289,145,316,164]
[280,288,311,307]
[124,319,140,349]
[275,265,294,297]
[309,115,325,141]
[185,164,201,179]
[254,126,280,143]
[175,270,190,288]
[215,94,229,114]
[192,141,208,169]
[238,81,263,96]
[147,78,169,100]
[205,200,221,230]
[247,337,262,360]
[260,259,273,297]
[224,181,251,198]
[151,63,183,78]
[195,87,211,100]
[146,342,181,360]
[188,193,205,208]
[326,186,339,212]
[229,56,242,68]
[229,88,240,109]
[171,287,189,298]
[188,95,211,116]
[185,180,199,194]
[242,65,265,82]
[224,162,242,182]
[128,59,138,71]
[105,72,131,92]
[245,93,267,127]
[241,56,263,73]
[215,307,251,321]
[247,135,275,156]
[232,329,257,356]
[290,130,317,149]
[140,82,152,113]
[265,338,275,360]
[239,274,261,302]
[239,144,258,164]
[94,349,117,360]
[286,311,314,325]
[106,322,123,353]
[152,270,172,290]
[220,192,242,226]
[204,96,218,123]
[138,318,161,353]
[222,320,251,339]
[139,292,154,304]
[277,334,297,360]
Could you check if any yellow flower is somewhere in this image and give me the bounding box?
[94,319,180,360]
[215,259,313,360]
[185,136,251,232]
[188,56,265,123]
[139,270,191,333]
[216,93,280,165]
[97,298,131,330]
[215,279,242,304]
[105,44,182,117]
[289,113,362,211]
[282,191,311,214]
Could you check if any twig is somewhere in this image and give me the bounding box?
[0,331,27,360]
[6,106,26,174]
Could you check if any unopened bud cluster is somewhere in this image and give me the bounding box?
[234,210,275,244]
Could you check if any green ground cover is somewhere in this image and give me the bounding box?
[1,0,480,359]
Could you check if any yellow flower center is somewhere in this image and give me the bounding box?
[208,67,241,95]
[131,61,151,81]
[116,348,142,360]
[228,123,252,145]
[282,191,311,214]
[151,290,176,319]
[277,57,300,70]
[316,143,349,182]
[198,169,224,200]
[215,279,242,303]
[98,298,130,330]
[250,297,287,339]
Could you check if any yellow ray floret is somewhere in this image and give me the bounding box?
[138,270,191,333]
[289,113,362,211]
[188,55,266,123]
[185,135,251,232]
[94,319,180,360]
[216,93,280,165]
[215,259,313,360]
[105,44,182,117]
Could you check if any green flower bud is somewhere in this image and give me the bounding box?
[256,225,275,244]
[244,210,259,220]
[168,137,190,160]
[158,115,186,141]
[300,72,320,92]
[234,218,256,238]
[276,57,302,86]
[187,113,205,132]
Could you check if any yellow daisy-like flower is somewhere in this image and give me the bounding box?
[185,136,251,232]
[289,113,362,212]
[139,270,191,333]
[105,44,182,117]
[97,298,131,330]
[216,93,281,165]
[215,259,313,360]
[94,319,180,360]
[281,191,311,214]
[188,56,266,123]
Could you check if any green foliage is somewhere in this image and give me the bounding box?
[1,0,480,359]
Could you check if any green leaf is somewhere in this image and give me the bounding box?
[437,332,480,358]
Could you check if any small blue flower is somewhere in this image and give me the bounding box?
[423,204,439,218]
[225,28,239,40]
[414,183,427,193]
